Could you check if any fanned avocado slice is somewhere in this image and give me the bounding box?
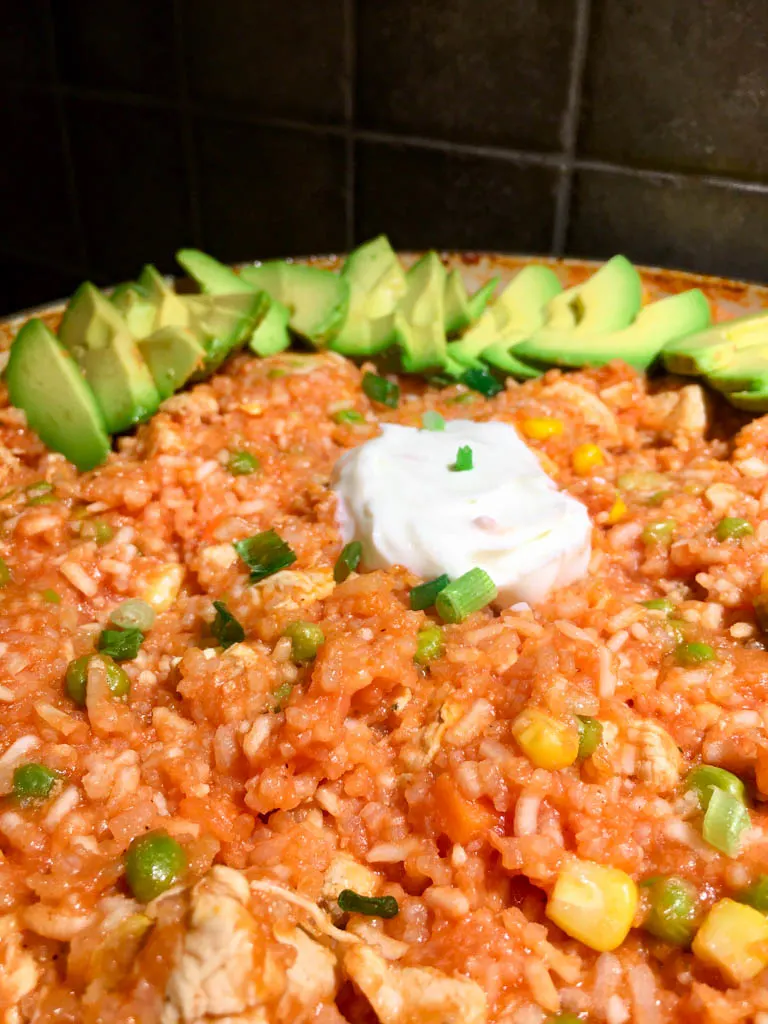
[239,262,349,346]
[6,319,111,470]
[727,386,768,412]
[331,236,405,357]
[138,326,206,400]
[392,251,448,373]
[444,270,499,335]
[519,288,711,372]
[138,264,190,329]
[662,310,768,376]
[185,292,269,377]
[58,282,160,433]
[110,282,157,338]
[537,254,642,335]
[176,248,253,295]
[249,299,291,356]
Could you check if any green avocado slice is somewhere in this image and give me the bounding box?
[538,254,642,335]
[662,310,768,376]
[6,319,111,470]
[176,248,253,295]
[444,270,499,335]
[392,251,447,373]
[185,292,268,377]
[58,282,160,433]
[138,326,207,400]
[248,298,291,356]
[110,282,157,338]
[138,265,190,329]
[239,262,349,346]
[331,236,404,357]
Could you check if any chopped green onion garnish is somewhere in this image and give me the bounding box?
[435,568,497,624]
[28,493,57,506]
[462,366,503,398]
[421,411,445,431]
[41,588,61,604]
[337,888,399,919]
[284,620,324,662]
[452,445,473,472]
[362,371,400,409]
[334,541,362,583]
[80,519,113,544]
[415,626,444,666]
[641,518,676,546]
[715,516,754,541]
[110,598,155,632]
[227,450,260,476]
[576,716,603,759]
[686,764,746,811]
[334,409,366,424]
[702,786,750,856]
[25,481,53,501]
[211,600,245,649]
[234,530,297,583]
[0,557,10,587]
[739,875,768,912]
[98,627,144,662]
[409,574,450,611]
[13,763,59,805]
[271,680,294,712]
[642,876,698,946]
[641,598,675,614]
[675,641,716,667]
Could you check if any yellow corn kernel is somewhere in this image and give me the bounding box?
[142,563,185,613]
[572,443,605,476]
[546,859,638,952]
[692,898,768,984]
[521,417,564,441]
[760,568,768,594]
[607,497,627,525]
[512,707,579,770]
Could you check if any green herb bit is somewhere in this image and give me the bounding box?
[641,598,675,614]
[435,567,497,624]
[28,493,57,506]
[25,481,53,502]
[211,600,246,649]
[234,529,297,583]
[739,875,768,912]
[409,574,450,611]
[685,764,746,811]
[333,409,366,425]
[227,450,260,476]
[702,786,750,856]
[98,627,144,662]
[41,588,61,604]
[415,626,444,666]
[461,366,503,398]
[641,518,676,546]
[421,411,445,431]
[576,716,603,759]
[0,557,10,587]
[80,519,113,544]
[13,763,59,805]
[65,653,130,705]
[110,598,155,632]
[271,680,294,712]
[125,830,187,903]
[452,445,473,472]
[362,371,400,409]
[675,641,716,667]
[448,392,477,405]
[715,516,754,542]
[337,888,399,919]
[284,620,324,662]
[642,876,698,946]
[334,540,362,583]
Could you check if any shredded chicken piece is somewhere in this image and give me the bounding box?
[400,699,464,770]
[250,879,358,946]
[629,719,682,793]
[275,924,338,1010]
[541,380,618,436]
[0,914,39,1012]
[344,943,486,1024]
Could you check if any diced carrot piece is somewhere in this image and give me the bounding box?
[432,772,496,845]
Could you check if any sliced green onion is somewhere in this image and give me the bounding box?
[435,568,497,624]
[13,763,59,805]
[284,620,324,662]
[271,680,293,712]
[641,518,676,546]
[80,519,114,544]
[421,411,445,431]
[337,888,399,919]
[110,598,155,632]
[452,445,473,472]
[28,492,57,506]
[702,786,750,856]
[641,598,675,614]
[41,588,61,604]
[675,641,716,667]
[642,876,698,946]
[739,875,768,912]
[227,450,260,476]
[334,541,362,583]
[576,716,603,759]
[362,372,400,409]
[461,366,503,397]
[234,530,297,583]
[686,764,746,811]
[25,481,53,503]
[98,627,144,661]
[409,574,450,611]
[333,409,366,425]
[0,557,10,587]
[415,626,444,666]
[715,516,754,542]
[211,600,245,649]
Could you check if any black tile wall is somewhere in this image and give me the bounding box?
[3,0,768,315]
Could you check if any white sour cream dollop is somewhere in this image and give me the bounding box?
[331,420,591,605]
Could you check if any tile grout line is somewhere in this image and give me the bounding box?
[343,0,356,250]
[172,0,204,247]
[551,0,593,255]
[42,0,91,273]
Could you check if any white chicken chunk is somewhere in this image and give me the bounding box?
[276,925,338,1010]
[0,913,39,1013]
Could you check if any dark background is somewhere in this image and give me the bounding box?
[3,0,768,315]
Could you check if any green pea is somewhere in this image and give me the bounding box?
[686,764,746,811]
[739,875,768,912]
[715,516,754,542]
[65,654,130,706]
[104,657,131,698]
[576,716,603,759]
[641,518,676,546]
[0,557,11,587]
[675,641,716,667]
[12,763,58,805]
[284,620,325,662]
[227,450,260,476]
[640,598,675,614]
[414,626,444,666]
[271,680,293,711]
[110,599,155,632]
[642,876,698,946]
[125,830,187,902]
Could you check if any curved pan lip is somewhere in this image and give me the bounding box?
[2,251,767,330]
